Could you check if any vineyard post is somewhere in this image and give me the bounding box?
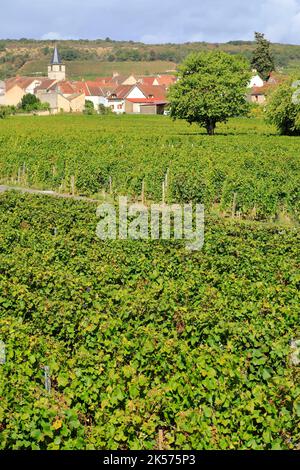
[71,175,75,196]
[17,167,21,184]
[232,192,237,218]
[165,168,169,189]
[109,176,112,195]
[164,168,169,203]
[158,429,164,450]
[162,181,166,205]
[141,179,145,204]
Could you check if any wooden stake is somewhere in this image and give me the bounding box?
[109,176,112,195]
[70,175,75,196]
[165,168,169,189]
[232,192,237,218]
[158,429,164,450]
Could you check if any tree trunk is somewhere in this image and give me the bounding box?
[206,120,216,136]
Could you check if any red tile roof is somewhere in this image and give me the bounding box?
[34,79,57,92]
[251,83,276,96]
[46,80,79,95]
[5,76,37,91]
[155,75,176,86]
[109,85,134,99]
[95,77,119,87]
[126,98,167,104]
[57,81,76,94]
[72,81,90,96]
[137,84,167,100]
[86,82,115,97]
[139,77,156,86]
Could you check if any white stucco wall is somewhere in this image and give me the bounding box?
[127,87,146,99]
[109,99,125,114]
[248,75,264,88]
[132,102,141,113]
[25,80,41,95]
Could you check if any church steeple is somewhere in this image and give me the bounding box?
[51,45,62,65]
[48,45,66,81]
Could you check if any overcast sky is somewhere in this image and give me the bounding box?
[1,0,300,44]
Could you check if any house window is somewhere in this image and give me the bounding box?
[117,104,123,110]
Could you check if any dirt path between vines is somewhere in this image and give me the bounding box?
[0,185,99,203]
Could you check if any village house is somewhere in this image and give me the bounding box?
[0,45,175,115]
[249,85,268,104]
[107,83,168,114]
[0,46,85,113]
[76,81,116,110]
[0,80,25,106]
[248,71,286,105]
[249,73,264,89]
[4,45,289,113]
[35,48,85,113]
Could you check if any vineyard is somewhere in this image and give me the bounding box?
[0,115,299,222]
[0,115,300,450]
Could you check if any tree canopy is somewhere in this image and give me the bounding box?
[265,79,300,135]
[168,51,251,135]
[20,94,49,112]
[251,32,275,81]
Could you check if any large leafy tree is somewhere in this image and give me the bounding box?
[265,79,300,135]
[251,32,275,81]
[20,94,49,112]
[168,51,251,135]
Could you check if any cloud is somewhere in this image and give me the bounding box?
[41,32,75,40]
[261,0,300,43]
[0,0,300,44]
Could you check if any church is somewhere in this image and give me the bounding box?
[0,45,171,115]
[48,45,66,81]
[0,45,85,113]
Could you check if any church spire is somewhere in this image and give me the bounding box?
[51,45,62,65]
[48,44,66,81]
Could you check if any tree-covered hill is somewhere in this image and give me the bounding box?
[1,38,300,79]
